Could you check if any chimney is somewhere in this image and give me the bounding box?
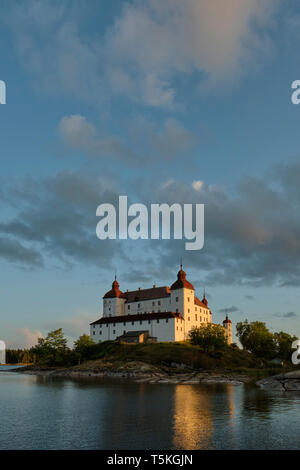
[153,284,156,288]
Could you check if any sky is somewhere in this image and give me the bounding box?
[1,0,300,348]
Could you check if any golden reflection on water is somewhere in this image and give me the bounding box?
[172,384,236,450]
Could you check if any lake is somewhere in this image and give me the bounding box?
[0,367,299,450]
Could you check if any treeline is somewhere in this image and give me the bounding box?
[7,329,103,367]
[6,321,299,367]
[236,320,298,361]
[6,349,35,364]
[189,321,297,362]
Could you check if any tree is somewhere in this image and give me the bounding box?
[189,324,227,353]
[31,329,70,366]
[236,320,276,359]
[74,334,95,364]
[274,331,298,361]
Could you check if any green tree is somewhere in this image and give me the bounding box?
[274,331,298,360]
[31,329,70,366]
[189,324,227,353]
[236,320,276,359]
[74,334,95,364]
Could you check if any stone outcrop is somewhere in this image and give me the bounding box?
[12,361,250,384]
[257,370,300,391]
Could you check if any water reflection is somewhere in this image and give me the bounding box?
[0,373,299,449]
[173,385,213,449]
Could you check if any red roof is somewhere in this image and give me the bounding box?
[171,268,194,290]
[223,315,232,324]
[90,311,184,325]
[194,296,210,309]
[103,279,127,299]
[124,286,171,303]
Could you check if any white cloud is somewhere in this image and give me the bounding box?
[59,114,136,162]
[4,0,280,107]
[59,114,195,162]
[106,0,279,104]
[192,180,204,191]
[9,328,44,349]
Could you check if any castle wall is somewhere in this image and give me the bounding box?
[91,317,176,342]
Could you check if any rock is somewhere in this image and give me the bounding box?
[257,370,300,391]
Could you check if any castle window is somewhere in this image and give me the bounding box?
[100,324,102,328]
[187,297,190,302]
[148,320,151,324]
[132,321,134,325]
[188,309,190,313]
[93,332,95,335]
[158,301,161,306]
[176,309,178,313]
[123,322,126,326]
[140,320,142,325]
[106,324,108,327]
[109,307,111,311]
[200,317,202,322]
[181,328,182,331]
[176,326,178,331]
[123,330,126,334]
[100,331,102,335]
[195,307,197,311]
[188,317,190,321]
[166,319,168,323]
[128,305,130,310]
[195,314,197,321]
[157,319,159,323]
[152,301,155,306]
[113,323,115,327]
[113,330,115,335]
[176,297,178,302]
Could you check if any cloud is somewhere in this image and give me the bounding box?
[105,0,279,105]
[218,306,240,314]
[149,159,300,287]
[59,115,137,163]
[45,311,94,345]
[3,159,300,289]
[273,312,298,319]
[0,236,43,268]
[3,0,281,107]
[245,295,254,300]
[0,171,126,270]
[8,328,44,349]
[59,114,195,163]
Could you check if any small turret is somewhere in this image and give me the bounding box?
[223,315,232,345]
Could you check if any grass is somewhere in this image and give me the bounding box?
[81,340,294,378]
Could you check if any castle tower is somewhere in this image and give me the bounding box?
[223,315,232,345]
[103,277,126,317]
[170,265,195,340]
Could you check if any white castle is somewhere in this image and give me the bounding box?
[90,266,232,344]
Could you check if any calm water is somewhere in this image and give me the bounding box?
[0,367,299,450]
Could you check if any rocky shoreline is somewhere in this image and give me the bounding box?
[9,361,300,388]
[10,361,251,385]
[257,370,300,391]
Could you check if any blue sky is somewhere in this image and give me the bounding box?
[1,0,300,347]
